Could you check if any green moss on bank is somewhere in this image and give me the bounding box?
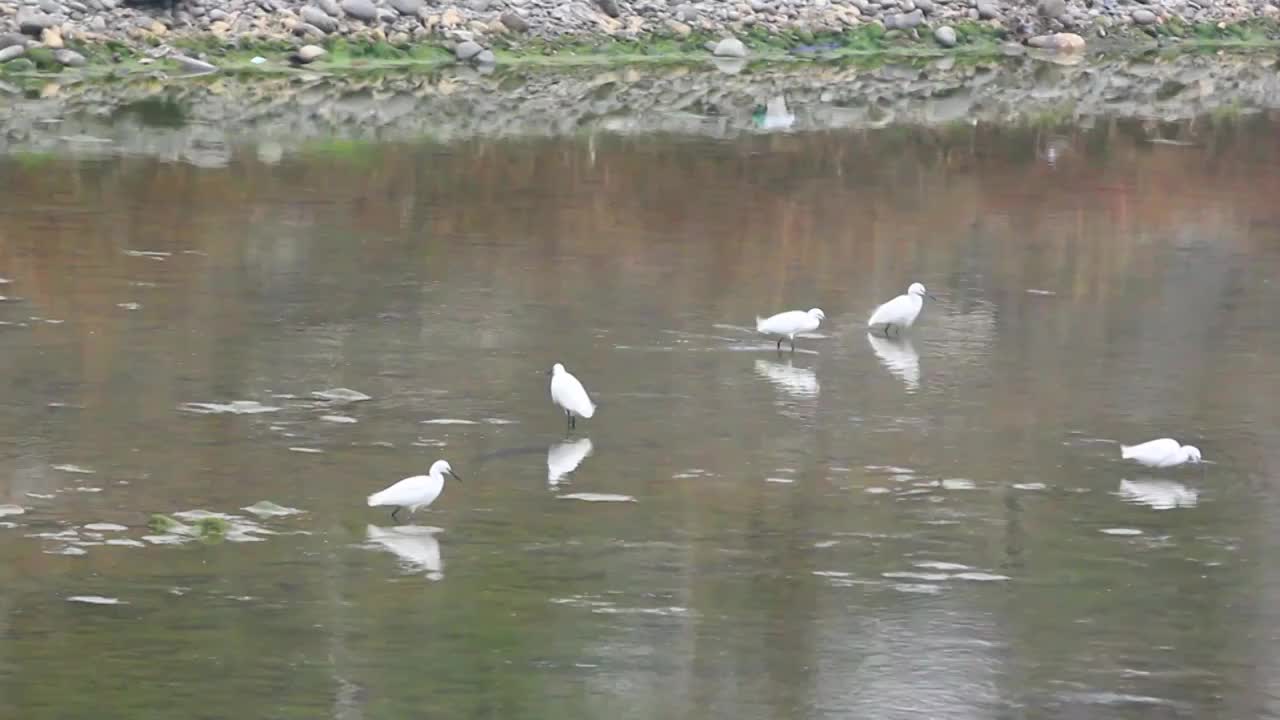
[1,17,1279,78]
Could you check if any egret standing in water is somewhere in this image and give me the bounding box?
[550,363,595,430]
[367,459,462,522]
[868,283,936,336]
[1120,438,1203,468]
[756,308,825,352]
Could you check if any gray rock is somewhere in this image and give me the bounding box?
[596,0,619,16]
[0,33,26,50]
[976,1,998,18]
[293,44,326,62]
[712,36,747,57]
[172,53,218,72]
[500,11,529,31]
[294,22,326,36]
[52,48,84,66]
[88,15,105,30]
[1131,8,1157,23]
[0,45,26,64]
[301,6,339,31]
[895,8,923,27]
[340,0,378,21]
[18,12,59,35]
[675,2,697,20]
[934,24,957,46]
[454,39,483,60]
[1037,0,1066,17]
[914,0,934,13]
[387,0,421,14]
[208,8,229,20]
[37,0,61,13]
[475,49,495,64]
[317,0,341,15]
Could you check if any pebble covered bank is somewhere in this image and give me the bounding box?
[1,0,1279,69]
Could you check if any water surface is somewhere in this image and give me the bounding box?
[2,73,1280,719]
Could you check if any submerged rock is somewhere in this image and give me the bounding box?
[311,388,371,403]
[242,501,304,517]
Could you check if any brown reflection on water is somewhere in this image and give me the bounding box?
[0,114,1279,719]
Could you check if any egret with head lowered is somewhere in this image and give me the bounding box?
[756,308,825,352]
[550,363,595,431]
[367,459,462,522]
[1120,438,1203,468]
[868,283,936,336]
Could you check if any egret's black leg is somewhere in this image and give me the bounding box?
[566,410,572,431]
[391,506,401,522]
[790,337,796,353]
[571,414,576,430]
[776,337,783,351]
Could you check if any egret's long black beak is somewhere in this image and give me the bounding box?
[928,294,939,301]
[448,470,463,483]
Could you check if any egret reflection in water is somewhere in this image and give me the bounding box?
[866,332,920,391]
[547,437,594,486]
[1118,479,1199,510]
[753,358,819,398]
[366,525,444,580]
[752,95,795,131]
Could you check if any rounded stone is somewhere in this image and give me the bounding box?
[934,24,957,46]
[53,47,84,65]
[0,45,26,64]
[294,43,326,62]
[454,39,483,60]
[500,11,529,31]
[1132,8,1157,23]
[340,0,378,22]
[301,6,339,31]
[712,36,747,57]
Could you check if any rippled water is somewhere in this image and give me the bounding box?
[2,73,1280,719]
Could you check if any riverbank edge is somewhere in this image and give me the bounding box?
[2,19,1279,76]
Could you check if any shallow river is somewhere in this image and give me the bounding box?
[2,65,1280,720]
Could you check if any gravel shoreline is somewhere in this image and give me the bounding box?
[1,0,1280,72]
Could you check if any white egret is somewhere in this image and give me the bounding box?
[1120,438,1203,468]
[756,308,825,352]
[367,459,462,522]
[549,363,595,430]
[868,283,936,336]
[547,438,594,485]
